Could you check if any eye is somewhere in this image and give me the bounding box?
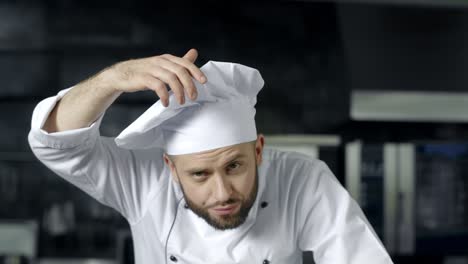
[227,162,241,171]
[192,171,206,178]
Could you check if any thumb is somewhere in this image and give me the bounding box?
[183,48,198,63]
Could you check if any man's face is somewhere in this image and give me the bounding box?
[164,135,264,230]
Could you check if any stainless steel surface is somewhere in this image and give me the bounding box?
[346,142,413,254]
[345,141,361,203]
[384,144,398,254]
[398,144,415,254]
[266,134,341,160]
[266,135,341,147]
[351,90,468,122]
[0,220,37,257]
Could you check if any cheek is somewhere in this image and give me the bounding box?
[233,171,256,196]
[184,181,211,205]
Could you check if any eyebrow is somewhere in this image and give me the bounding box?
[184,153,247,174]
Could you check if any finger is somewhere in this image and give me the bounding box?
[162,52,207,85]
[139,74,169,106]
[152,66,186,105]
[183,48,198,63]
[156,58,198,100]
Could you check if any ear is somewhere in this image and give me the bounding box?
[255,134,265,165]
[163,153,180,183]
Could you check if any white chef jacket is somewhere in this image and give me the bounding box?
[28,89,394,264]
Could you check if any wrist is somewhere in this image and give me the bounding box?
[91,67,123,97]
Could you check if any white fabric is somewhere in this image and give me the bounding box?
[28,90,394,264]
[115,61,263,155]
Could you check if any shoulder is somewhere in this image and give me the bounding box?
[260,148,340,230]
[261,147,332,193]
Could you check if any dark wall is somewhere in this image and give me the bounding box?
[338,3,468,92]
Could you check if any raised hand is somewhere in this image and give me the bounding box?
[101,48,207,107]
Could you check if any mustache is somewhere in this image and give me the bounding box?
[206,198,240,209]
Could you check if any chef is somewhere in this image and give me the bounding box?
[28,49,393,264]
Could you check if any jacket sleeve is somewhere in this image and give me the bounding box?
[28,88,169,225]
[296,160,394,264]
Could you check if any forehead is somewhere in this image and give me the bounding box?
[171,142,253,168]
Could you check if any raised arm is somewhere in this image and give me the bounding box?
[29,49,207,225]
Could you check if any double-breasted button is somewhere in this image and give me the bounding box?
[169,255,178,262]
[261,201,268,208]
[263,260,270,264]
[184,204,189,209]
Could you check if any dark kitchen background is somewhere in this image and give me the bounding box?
[2,0,468,263]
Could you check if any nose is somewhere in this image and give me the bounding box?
[213,174,232,203]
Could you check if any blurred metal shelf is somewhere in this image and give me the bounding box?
[351,90,468,123]
[265,134,341,160]
[266,134,341,146]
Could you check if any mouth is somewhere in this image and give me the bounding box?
[211,203,239,216]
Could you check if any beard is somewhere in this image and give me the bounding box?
[178,167,259,231]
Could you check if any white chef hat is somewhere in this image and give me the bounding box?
[114,61,264,155]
